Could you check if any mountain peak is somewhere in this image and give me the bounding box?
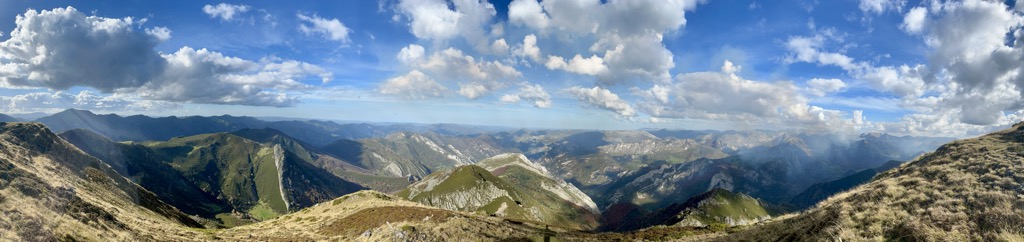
[476,153,548,176]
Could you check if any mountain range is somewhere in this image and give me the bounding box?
[5,109,1010,241]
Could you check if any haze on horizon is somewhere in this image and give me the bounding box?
[0,0,1023,137]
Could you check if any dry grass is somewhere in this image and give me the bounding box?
[722,123,1024,241]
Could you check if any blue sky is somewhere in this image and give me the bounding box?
[0,0,1022,136]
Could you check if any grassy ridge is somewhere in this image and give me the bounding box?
[725,123,1024,241]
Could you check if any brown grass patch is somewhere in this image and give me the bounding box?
[318,206,456,236]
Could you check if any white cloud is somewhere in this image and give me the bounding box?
[597,34,675,83]
[859,0,906,14]
[784,34,926,97]
[545,54,607,76]
[508,0,550,30]
[786,0,1024,134]
[901,7,928,34]
[297,13,352,43]
[145,27,172,41]
[396,0,462,40]
[499,94,521,103]
[0,7,165,91]
[419,47,520,81]
[0,91,180,114]
[0,7,332,107]
[806,78,847,97]
[405,47,521,98]
[396,0,496,52]
[458,82,489,99]
[539,0,601,34]
[136,47,326,107]
[499,83,551,108]
[490,38,509,55]
[203,3,251,21]
[393,0,703,86]
[512,34,542,62]
[379,70,449,99]
[635,60,846,128]
[564,86,635,116]
[397,44,426,64]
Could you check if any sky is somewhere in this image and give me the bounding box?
[0,0,1022,137]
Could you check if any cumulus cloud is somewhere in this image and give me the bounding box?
[135,47,329,107]
[564,86,635,116]
[397,44,426,64]
[499,83,551,108]
[489,38,509,55]
[395,0,497,52]
[392,0,702,85]
[0,7,166,91]
[786,0,1024,135]
[402,47,521,98]
[545,54,607,76]
[297,13,352,43]
[901,7,928,34]
[145,27,172,41]
[0,91,180,114]
[806,78,847,97]
[511,34,542,62]
[784,34,926,97]
[379,70,449,99]
[636,60,845,127]
[504,0,702,84]
[0,7,331,107]
[203,3,251,21]
[508,0,549,30]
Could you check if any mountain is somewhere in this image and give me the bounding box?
[320,131,508,178]
[787,160,905,210]
[0,122,201,240]
[396,153,601,230]
[58,129,232,219]
[35,109,510,147]
[656,189,771,228]
[613,188,771,231]
[229,128,413,193]
[37,109,260,142]
[528,130,728,188]
[727,123,1024,241]
[62,128,366,226]
[0,113,20,122]
[594,157,790,211]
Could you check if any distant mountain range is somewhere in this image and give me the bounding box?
[34,109,506,147]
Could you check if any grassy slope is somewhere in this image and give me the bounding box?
[234,128,412,193]
[59,129,232,218]
[674,188,771,226]
[217,190,717,241]
[399,154,600,230]
[140,132,364,225]
[0,123,203,241]
[613,188,771,231]
[725,123,1024,241]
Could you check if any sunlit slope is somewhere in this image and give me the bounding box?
[727,123,1024,241]
[397,153,600,230]
[0,122,202,241]
[144,132,364,222]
